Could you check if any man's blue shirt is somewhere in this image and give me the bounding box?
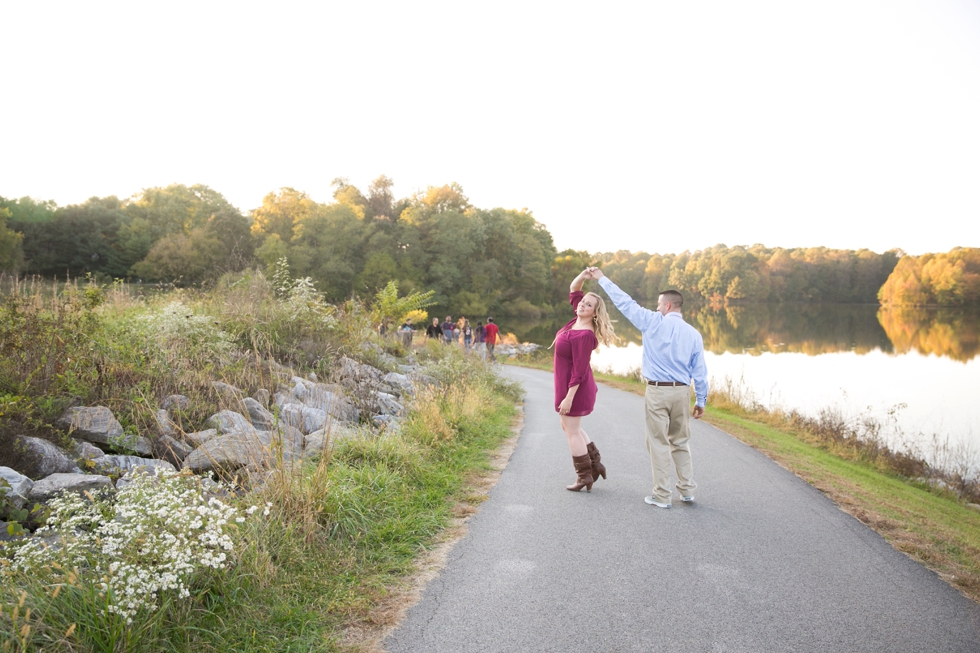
[597,277,708,407]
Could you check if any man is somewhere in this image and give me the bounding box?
[483,317,499,361]
[426,317,441,341]
[592,268,708,509]
[399,318,414,348]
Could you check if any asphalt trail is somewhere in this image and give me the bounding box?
[384,366,980,652]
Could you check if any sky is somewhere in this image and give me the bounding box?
[3,0,980,257]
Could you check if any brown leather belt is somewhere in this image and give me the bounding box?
[647,381,687,387]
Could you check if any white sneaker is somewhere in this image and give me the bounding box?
[681,495,695,503]
[644,496,671,508]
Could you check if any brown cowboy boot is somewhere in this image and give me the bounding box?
[587,442,607,482]
[566,454,594,492]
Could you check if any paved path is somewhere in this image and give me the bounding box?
[385,366,980,652]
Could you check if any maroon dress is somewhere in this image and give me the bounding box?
[553,291,599,416]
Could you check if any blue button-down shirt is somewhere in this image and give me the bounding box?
[598,277,709,407]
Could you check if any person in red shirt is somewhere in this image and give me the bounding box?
[483,318,500,361]
[552,269,617,492]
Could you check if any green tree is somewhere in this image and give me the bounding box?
[0,207,24,272]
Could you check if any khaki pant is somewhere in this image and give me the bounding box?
[644,385,696,502]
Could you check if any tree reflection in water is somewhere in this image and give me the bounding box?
[508,303,978,362]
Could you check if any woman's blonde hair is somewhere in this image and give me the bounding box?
[550,292,617,350]
[587,292,617,349]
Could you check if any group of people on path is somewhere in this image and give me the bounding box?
[402,315,501,360]
[552,267,708,508]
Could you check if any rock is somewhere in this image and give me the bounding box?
[56,406,123,447]
[260,425,304,464]
[278,403,328,435]
[967,503,980,513]
[116,434,154,457]
[72,440,105,461]
[153,409,180,439]
[254,388,271,407]
[303,424,362,457]
[301,383,359,422]
[182,431,274,473]
[372,414,401,431]
[243,397,275,430]
[185,428,219,447]
[213,381,244,402]
[207,410,258,437]
[337,356,386,389]
[308,371,318,382]
[155,435,192,465]
[290,377,309,400]
[0,467,34,510]
[28,473,113,503]
[0,522,27,542]
[161,395,191,412]
[383,372,414,396]
[373,391,404,416]
[16,436,82,477]
[92,455,177,476]
[274,390,302,409]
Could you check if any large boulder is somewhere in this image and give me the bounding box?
[0,467,34,510]
[373,391,404,416]
[278,403,335,435]
[182,431,274,473]
[185,428,219,447]
[299,383,359,422]
[155,435,192,465]
[153,409,180,439]
[57,406,123,446]
[28,473,113,503]
[72,440,105,461]
[56,407,150,455]
[207,410,258,437]
[16,436,81,477]
[253,388,271,408]
[383,372,414,397]
[243,397,275,430]
[303,423,362,457]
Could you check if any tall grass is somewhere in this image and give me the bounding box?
[709,374,980,503]
[0,271,523,652]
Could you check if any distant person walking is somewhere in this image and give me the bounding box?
[592,267,708,508]
[484,317,500,361]
[441,316,456,345]
[475,321,486,355]
[553,269,617,492]
[462,319,473,349]
[399,318,414,347]
[426,317,441,341]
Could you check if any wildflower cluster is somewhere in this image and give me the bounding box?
[9,471,248,624]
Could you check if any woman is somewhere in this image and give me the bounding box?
[553,268,616,492]
[462,319,473,349]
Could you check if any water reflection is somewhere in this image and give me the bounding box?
[507,303,978,362]
[878,307,980,362]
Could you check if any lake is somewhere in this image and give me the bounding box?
[507,303,980,472]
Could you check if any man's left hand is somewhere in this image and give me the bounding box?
[692,405,704,420]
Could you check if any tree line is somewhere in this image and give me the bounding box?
[0,179,976,311]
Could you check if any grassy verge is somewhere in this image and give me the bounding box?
[505,355,980,604]
[0,272,524,652]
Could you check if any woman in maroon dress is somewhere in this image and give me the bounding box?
[553,268,617,492]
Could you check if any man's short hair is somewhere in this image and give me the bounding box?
[487,317,494,323]
[659,290,683,308]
